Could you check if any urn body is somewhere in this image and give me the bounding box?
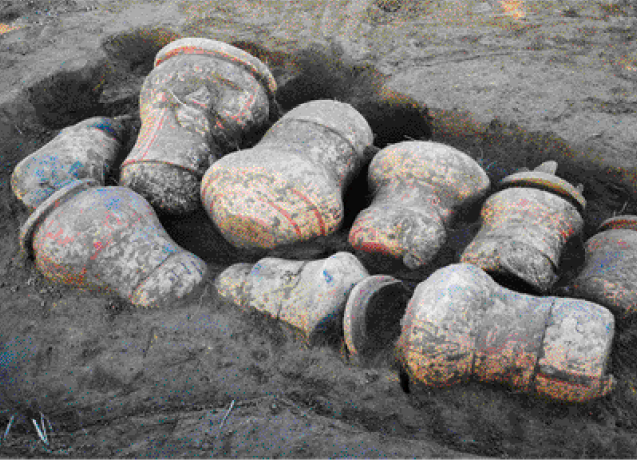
[20,179,208,308]
[201,100,373,249]
[349,141,490,270]
[396,263,614,403]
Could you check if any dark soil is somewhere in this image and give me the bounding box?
[1,0,637,458]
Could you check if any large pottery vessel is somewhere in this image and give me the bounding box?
[201,100,374,250]
[461,161,585,293]
[568,215,637,322]
[396,263,615,403]
[11,117,127,212]
[215,252,369,345]
[20,179,208,308]
[120,38,277,215]
[349,141,490,271]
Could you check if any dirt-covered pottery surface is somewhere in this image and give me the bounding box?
[1,0,637,458]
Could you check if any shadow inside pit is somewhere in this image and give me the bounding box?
[8,30,637,459]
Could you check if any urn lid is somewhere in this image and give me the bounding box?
[19,179,98,258]
[498,161,586,212]
[154,37,277,100]
[598,215,637,233]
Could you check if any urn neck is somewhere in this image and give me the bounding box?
[272,100,374,157]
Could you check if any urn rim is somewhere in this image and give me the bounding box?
[598,215,637,233]
[343,274,407,361]
[153,37,277,100]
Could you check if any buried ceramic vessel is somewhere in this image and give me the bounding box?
[567,215,637,322]
[348,141,490,270]
[11,117,128,212]
[120,37,277,215]
[460,161,586,293]
[343,274,411,364]
[201,100,374,249]
[20,179,207,308]
[395,263,615,403]
[214,252,369,345]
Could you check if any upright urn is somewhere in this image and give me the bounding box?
[120,38,277,215]
[215,252,369,345]
[396,263,615,403]
[349,141,490,270]
[201,100,374,249]
[567,215,637,322]
[11,116,128,211]
[20,179,208,308]
[460,161,585,293]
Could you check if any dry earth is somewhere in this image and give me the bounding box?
[1,0,637,458]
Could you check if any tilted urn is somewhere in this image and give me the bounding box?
[201,99,374,250]
[567,215,637,323]
[20,179,208,308]
[396,263,615,403]
[215,252,369,346]
[461,161,586,293]
[11,116,127,212]
[349,141,490,270]
[120,37,277,215]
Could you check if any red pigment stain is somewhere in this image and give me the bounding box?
[258,198,303,239]
[123,102,167,164]
[290,189,326,236]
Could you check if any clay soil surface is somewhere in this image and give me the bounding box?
[1,0,637,458]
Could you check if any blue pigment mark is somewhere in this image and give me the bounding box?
[68,160,83,178]
[92,120,119,139]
